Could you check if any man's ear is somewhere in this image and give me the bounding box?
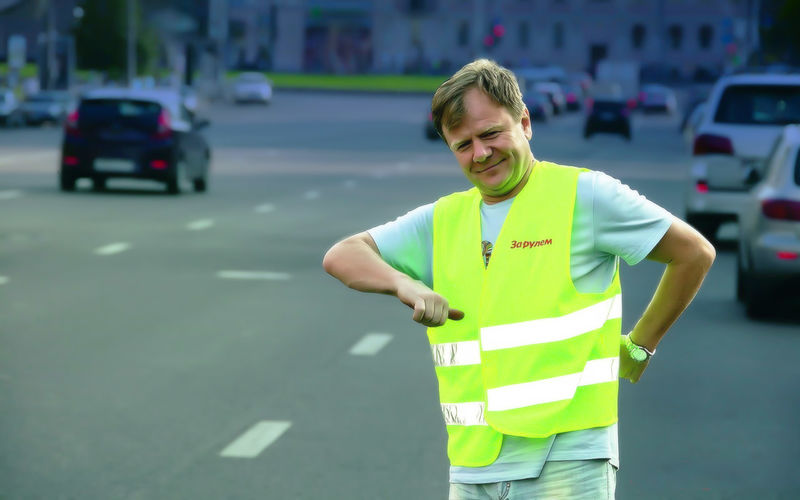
[521,107,532,140]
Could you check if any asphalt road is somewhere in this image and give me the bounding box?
[1,91,799,500]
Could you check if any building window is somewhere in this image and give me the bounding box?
[668,24,683,50]
[553,22,564,49]
[631,24,646,49]
[457,21,469,47]
[698,24,713,50]
[519,21,529,48]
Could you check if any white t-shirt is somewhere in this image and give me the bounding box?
[368,169,673,484]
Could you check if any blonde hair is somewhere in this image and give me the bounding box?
[431,59,525,141]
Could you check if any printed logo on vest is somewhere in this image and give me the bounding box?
[510,238,553,249]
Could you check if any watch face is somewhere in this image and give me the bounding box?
[630,347,647,362]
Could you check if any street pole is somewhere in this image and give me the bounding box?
[127,0,136,85]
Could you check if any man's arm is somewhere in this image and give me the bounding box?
[621,217,716,382]
[322,232,463,327]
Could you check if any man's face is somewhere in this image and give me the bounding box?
[442,88,533,202]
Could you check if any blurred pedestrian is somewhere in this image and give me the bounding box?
[322,59,715,499]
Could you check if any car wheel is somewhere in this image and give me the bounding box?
[744,272,770,318]
[193,177,207,192]
[166,162,184,195]
[60,172,76,192]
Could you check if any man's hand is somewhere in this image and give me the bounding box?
[619,335,649,384]
[395,278,464,327]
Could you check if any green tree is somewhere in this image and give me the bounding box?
[73,0,160,79]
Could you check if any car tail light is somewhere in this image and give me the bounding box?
[761,199,800,221]
[63,155,80,166]
[626,98,637,109]
[693,134,734,156]
[153,109,172,140]
[696,180,709,193]
[566,92,576,103]
[776,251,799,260]
[150,159,168,169]
[65,110,80,137]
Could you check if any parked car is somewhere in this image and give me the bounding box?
[736,124,800,317]
[231,72,273,104]
[0,89,24,127]
[638,84,678,114]
[20,90,73,126]
[524,90,554,122]
[534,82,567,115]
[584,98,631,140]
[60,88,211,194]
[681,101,707,149]
[562,82,584,111]
[684,72,800,240]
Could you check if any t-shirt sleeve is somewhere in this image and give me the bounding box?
[367,203,434,287]
[591,171,674,266]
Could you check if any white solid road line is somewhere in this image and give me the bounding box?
[0,276,9,285]
[217,270,291,281]
[187,219,215,231]
[254,203,276,213]
[94,243,131,256]
[349,333,393,356]
[220,420,292,459]
[303,190,320,200]
[0,190,22,200]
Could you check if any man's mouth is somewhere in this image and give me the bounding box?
[476,158,504,174]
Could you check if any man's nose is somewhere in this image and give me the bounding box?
[472,140,490,163]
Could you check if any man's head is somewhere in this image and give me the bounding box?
[432,59,534,203]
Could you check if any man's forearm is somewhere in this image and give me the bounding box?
[322,233,408,295]
[630,249,714,351]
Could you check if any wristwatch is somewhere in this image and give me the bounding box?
[624,334,656,363]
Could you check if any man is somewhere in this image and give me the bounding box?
[322,59,715,499]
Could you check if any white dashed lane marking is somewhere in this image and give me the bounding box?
[220,420,292,459]
[0,190,22,200]
[187,219,215,231]
[217,270,291,281]
[254,203,275,214]
[303,190,320,200]
[94,243,131,256]
[349,333,393,356]
[0,276,9,285]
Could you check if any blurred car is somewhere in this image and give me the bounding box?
[0,89,24,127]
[681,101,706,148]
[425,111,438,140]
[684,72,800,240]
[231,72,273,104]
[736,124,800,317]
[60,88,211,194]
[524,90,554,122]
[534,82,567,115]
[638,84,678,114]
[20,91,72,126]
[561,82,584,111]
[584,98,631,140]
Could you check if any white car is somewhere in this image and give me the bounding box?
[737,124,800,317]
[231,72,273,104]
[0,89,24,127]
[684,72,800,240]
[638,84,677,114]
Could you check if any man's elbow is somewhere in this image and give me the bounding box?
[322,243,342,277]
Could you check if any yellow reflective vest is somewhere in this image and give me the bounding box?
[429,162,621,467]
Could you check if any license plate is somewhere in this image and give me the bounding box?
[599,112,616,121]
[94,158,135,172]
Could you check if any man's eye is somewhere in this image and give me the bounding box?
[456,143,470,151]
[484,131,500,138]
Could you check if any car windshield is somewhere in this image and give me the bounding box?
[78,99,162,131]
[714,84,800,125]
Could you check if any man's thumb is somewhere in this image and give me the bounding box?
[448,308,465,320]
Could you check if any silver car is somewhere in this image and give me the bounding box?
[737,124,800,317]
[231,72,273,104]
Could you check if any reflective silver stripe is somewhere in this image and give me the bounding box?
[480,294,622,351]
[431,341,481,367]
[441,402,488,426]
[486,357,619,412]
